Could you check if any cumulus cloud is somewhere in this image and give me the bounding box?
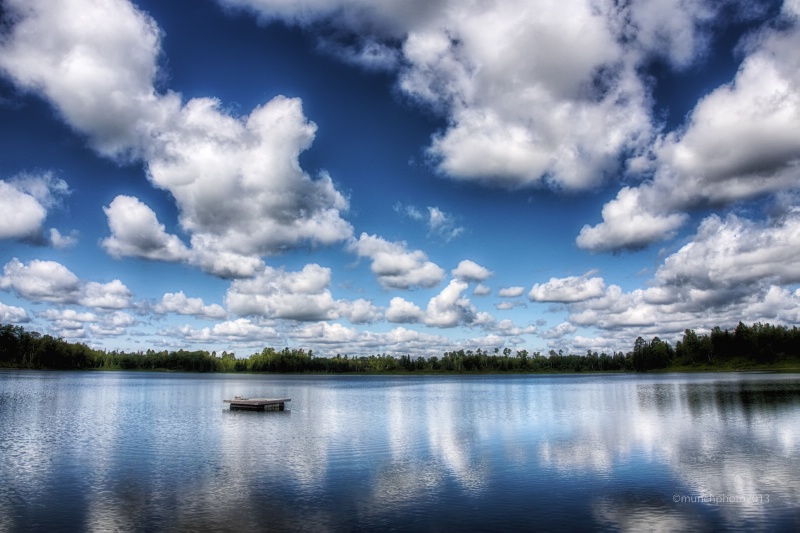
[385,296,425,324]
[580,7,800,251]
[41,308,135,337]
[493,319,537,337]
[451,260,493,283]
[0,258,81,304]
[0,302,29,323]
[653,15,800,204]
[222,265,385,324]
[170,319,281,345]
[81,280,133,309]
[0,181,47,240]
[529,273,607,303]
[0,0,177,159]
[498,286,525,298]
[102,195,190,262]
[542,322,578,339]
[656,212,800,290]
[348,233,445,289]
[473,284,491,296]
[154,291,227,319]
[225,264,339,321]
[217,0,714,190]
[0,173,70,241]
[403,1,655,190]
[424,279,476,328]
[1,0,352,277]
[566,208,800,338]
[291,322,359,344]
[339,298,382,324]
[49,229,78,249]
[289,325,452,358]
[0,258,132,309]
[148,97,353,266]
[576,187,689,252]
[40,308,97,330]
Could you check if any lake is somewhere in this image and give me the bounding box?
[1,371,798,531]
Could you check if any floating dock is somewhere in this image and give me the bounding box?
[224,397,291,411]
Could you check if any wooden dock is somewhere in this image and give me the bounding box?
[224,397,291,411]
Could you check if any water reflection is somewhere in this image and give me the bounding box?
[0,372,798,530]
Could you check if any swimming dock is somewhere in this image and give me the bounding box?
[224,397,291,411]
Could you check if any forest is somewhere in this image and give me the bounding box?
[1,322,799,373]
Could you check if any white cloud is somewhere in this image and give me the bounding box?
[41,308,135,338]
[653,17,800,205]
[49,228,78,249]
[102,195,190,262]
[385,296,425,324]
[0,258,132,309]
[741,285,800,324]
[40,308,97,329]
[542,322,578,339]
[451,260,493,283]
[155,292,227,320]
[80,280,132,309]
[186,244,266,280]
[529,273,607,303]
[576,187,688,252]
[0,302,29,323]
[295,325,452,358]
[0,173,70,241]
[498,286,525,298]
[565,208,800,336]
[148,97,353,265]
[404,1,652,190]
[424,279,477,328]
[426,206,464,241]
[170,319,280,344]
[339,298,382,324]
[395,203,464,241]
[291,322,359,344]
[493,319,536,337]
[656,212,800,290]
[580,9,800,252]
[87,323,128,337]
[394,202,425,220]
[0,181,46,240]
[218,0,712,190]
[225,264,339,321]
[0,258,81,304]
[472,284,491,296]
[1,0,353,277]
[620,0,716,69]
[0,0,177,160]
[348,233,445,289]
[226,264,384,324]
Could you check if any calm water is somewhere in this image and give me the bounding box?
[1,371,799,532]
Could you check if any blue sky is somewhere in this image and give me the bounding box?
[1,0,800,357]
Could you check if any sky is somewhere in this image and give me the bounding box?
[1,0,800,358]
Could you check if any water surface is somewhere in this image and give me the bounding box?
[1,371,798,531]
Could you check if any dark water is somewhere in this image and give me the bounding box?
[1,371,799,532]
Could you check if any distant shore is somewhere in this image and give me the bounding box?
[3,322,800,374]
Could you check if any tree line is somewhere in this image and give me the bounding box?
[1,321,799,373]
